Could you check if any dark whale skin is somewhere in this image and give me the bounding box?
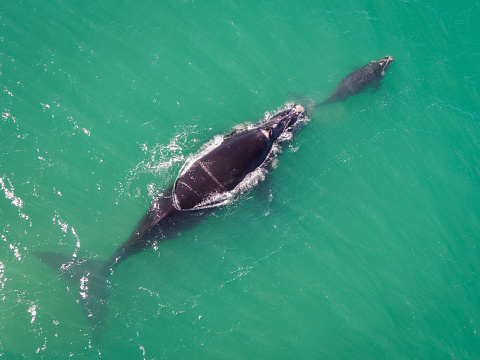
[318,55,394,106]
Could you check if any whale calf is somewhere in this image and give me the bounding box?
[317,55,394,107]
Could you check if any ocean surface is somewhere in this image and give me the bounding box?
[1,0,479,359]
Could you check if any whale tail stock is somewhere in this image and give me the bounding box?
[32,188,182,338]
[33,251,111,338]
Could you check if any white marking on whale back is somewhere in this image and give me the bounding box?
[177,189,234,211]
[173,134,232,211]
[176,134,224,179]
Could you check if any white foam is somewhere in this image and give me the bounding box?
[28,303,37,323]
[120,126,195,199]
[0,177,27,218]
[0,261,5,294]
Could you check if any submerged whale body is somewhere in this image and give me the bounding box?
[316,55,394,108]
[33,104,306,335]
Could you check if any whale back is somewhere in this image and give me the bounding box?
[173,106,305,210]
[173,129,271,210]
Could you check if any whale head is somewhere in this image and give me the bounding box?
[262,104,306,140]
[376,55,394,76]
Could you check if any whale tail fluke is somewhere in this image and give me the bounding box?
[33,251,111,338]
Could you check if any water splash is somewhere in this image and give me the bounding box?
[119,126,197,199]
[0,261,5,300]
[0,176,28,220]
[27,303,37,324]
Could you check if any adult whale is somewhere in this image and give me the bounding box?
[109,104,306,266]
[33,104,306,335]
[316,55,394,108]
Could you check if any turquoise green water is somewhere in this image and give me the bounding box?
[1,0,480,358]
